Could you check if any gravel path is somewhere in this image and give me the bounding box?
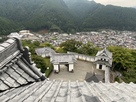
[49,60,103,81]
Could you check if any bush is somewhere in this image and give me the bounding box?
[121,70,136,83]
[115,76,120,82]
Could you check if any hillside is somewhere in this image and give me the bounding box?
[83,5,136,31]
[0,16,21,35]
[0,0,75,34]
[1,0,136,35]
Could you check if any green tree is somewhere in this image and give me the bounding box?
[108,46,135,71]
[32,55,47,73]
[60,39,82,52]
[39,42,54,49]
[78,42,99,55]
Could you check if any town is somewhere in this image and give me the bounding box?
[16,29,136,49]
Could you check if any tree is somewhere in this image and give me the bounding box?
[60,39,82,52]
[78,42,99,55]
[32,55,47,73]
[39,42,54,49]
[108,46,135,71]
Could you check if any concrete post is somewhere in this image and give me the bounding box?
[54,64,59,73]
[69,63,74,72]
[96,64,99,69]
[105,66,110,83]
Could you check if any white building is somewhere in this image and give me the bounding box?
[95,48,112,83]
[50,53,76,73]
[19,30,30,34]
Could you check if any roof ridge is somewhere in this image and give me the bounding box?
[0,38,46,91]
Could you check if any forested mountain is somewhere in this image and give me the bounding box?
[0,16,21,35]
[1,0,136,35]
[83,5,136,31]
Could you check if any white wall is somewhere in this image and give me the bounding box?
[105,67,110,83]
[96,64,99,69]
[96,64,106,70]
[67,51,110,83]
[67,52,95,62]
[53,64,59,72]
[69,63,74,71]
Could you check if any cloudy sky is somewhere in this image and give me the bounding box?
[91,0,136,7]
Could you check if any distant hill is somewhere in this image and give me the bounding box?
[0,16,21,35]
[0,0,75,34]
[63,0,103,31]
[83,5,136,31]
[1,0,136,35]
[64,0,136,31]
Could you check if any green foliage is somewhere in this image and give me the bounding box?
[32,56,53,77]
[45,58,53,77]
[108,46,136,83]
[59,39,99,56]
[0,16,22,35]
[114,76,120,82]
[60,39,82,52]
[83,5,136,31]
[22,40,53,77]
[32,55,47,73]
[78,42,99,56]
[1,0,136,35]
[55,47,65,53]
[108,46,135,70]
[39,42,55,50]
[122,70,136,83]
[22,40,40,54]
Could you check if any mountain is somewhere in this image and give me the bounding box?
[0,0,75,34]
[83,5,136,31]
[1,0,136,35]
[0,16,21,35]
[25,0,76,32]
[63,0,103,30]
[64,0,136,31]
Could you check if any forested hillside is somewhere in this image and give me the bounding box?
[0,16,21,35]
[0,0,75,34]
[1,0,136,35]
[83,5,136,31]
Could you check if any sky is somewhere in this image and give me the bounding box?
[91,0,136,7]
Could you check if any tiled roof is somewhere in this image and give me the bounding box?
[50,53,76,64]
[0,80,136,102]
[0,38,45,92]
[96,48,112,59]
[85,72,103,82]
[35,47,56,57]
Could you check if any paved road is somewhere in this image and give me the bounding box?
[49,60,103,81]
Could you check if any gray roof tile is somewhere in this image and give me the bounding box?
[0,46,5,51]
[0,38,46,91]
[96,48,112,59]
[51,53,76,64]
[35,47,56,57]
[0,80,135,102]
